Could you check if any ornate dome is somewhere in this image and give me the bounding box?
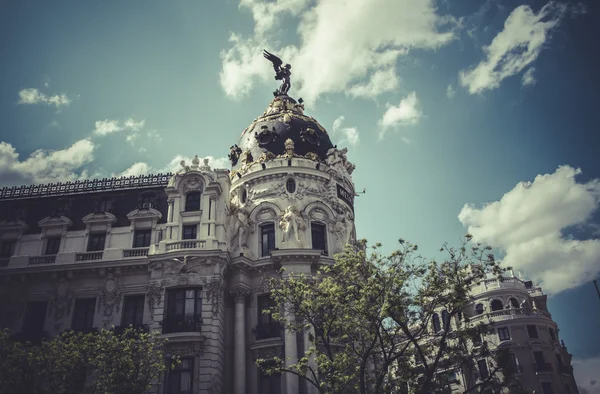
[228,95,334,171]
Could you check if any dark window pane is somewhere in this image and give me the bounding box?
[133,230,152,248]
[441,310,450,330]
[122,295,145,328]
[311,223,327,253]
[22,301,47,342]
[549,328,556,341]
[509,298,520,308]
[432,313,441,332]
[498,327,511,341]
[477,359,489,379]
[261,223,275,257]
[491,299,503,311]
[0,240,16,258]
[527,325,539,339]
[87,233,106,251]
[72,298,96,331]
[475,303,484,315]
[168,358,194,394]
[185,192,201,212]
[165,288,202,334]
[182,225,197,240]
[534,351,545,365]
[541,382,554,394]
[45,237,61,255]
[286,179,296,193]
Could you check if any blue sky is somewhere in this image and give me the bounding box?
[0,0,599,389]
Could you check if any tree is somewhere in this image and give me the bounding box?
[0,326,175,394]
[257,236,522,394]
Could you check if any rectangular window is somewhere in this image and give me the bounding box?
[22,301,47,342]
[257,294,280,339]
[164,288,202,334]
[477,359,489,380]
[133,229,152,248]
[0,240,16,258]
[45,237,61,255]
[498,327,511,341]
[182,225,197,240]
[527,325,539,339]
[507,353,519,373]
[548,327,556,341]
[167,358,193,394]
[541,382,554,394]
[185,192,201,212]
[122,295,145,328]
[260,223,275,257]
[72,298,96,331]
[311,223,327,254]
[258,360,282,394]
[87,233,106,252]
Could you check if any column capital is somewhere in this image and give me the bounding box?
[230,286,252,303]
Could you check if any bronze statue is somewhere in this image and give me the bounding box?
[263,50,291,96]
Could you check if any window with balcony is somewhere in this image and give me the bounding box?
[45,236,61,255]
[260,223,275,257]
[87,232,106,252]
[534,351,551,372]
[475,303,484,315]
[507,353,520,374]
[72,298,96,331]
[527,325,539,339]
[133,229,152,248]
[164,288,202,334]
[167,358,193,394]
[498,327,511,341]
[258,360,282,394]
[549,327,556,341]
[182,225,197,240]
[122,295,145,328]
[0,239,16,258]
[432,313,441,333]
[185,192,201,212]
[491,299,503,311]
[21,301,47,343]
[541,382,554,394]
[256,294,280,339]
[477,359,489,380]
[311,222,327,255]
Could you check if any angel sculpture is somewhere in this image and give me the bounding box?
[263,50,291,96]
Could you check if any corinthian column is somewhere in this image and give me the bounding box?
[285,306,299,394]
[232,287,250,394]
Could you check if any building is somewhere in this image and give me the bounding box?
[0,89,577,394]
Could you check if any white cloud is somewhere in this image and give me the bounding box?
[112,155,231,179]
[446,84,456,98]
[220,0,457,103]
[115,162,152,178]
[458,166,600,295]
[18,88,71,109]
[0,139,95,186]
[521,67,536,86]
[459,3,567,94]
[332,116,359,146]
[378,91,422,138]
[94,118,146,136]
[573,357,600,394]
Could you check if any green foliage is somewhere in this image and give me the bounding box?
[0,327,176,394]
[257,236,518,394]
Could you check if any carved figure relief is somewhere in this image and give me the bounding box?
[300,128,320,145]
[257,152,276,163]
[168,341,205,357]
[49,277,73,330]
[97,274,124,325]
[284,138,295,158]
[206,278,223,315]
[229,145,242,166]
[326,147,355,176]
[146,282,163,320]
[280,205,306,243]
[182,177,203,194]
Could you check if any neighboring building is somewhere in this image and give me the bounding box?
[0,89,576,394]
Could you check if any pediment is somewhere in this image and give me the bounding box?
[0,219,28,232]
[38,215,73,229]
[127,207,162,222]
[82,212,117,225]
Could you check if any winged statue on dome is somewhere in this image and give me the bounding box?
[263,49,291,97]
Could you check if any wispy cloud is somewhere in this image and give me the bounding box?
[94,118,145,136]
[446,84,456,99]
[220,0,457,103]
[18,88,71,109]
[459,2,569,94]
[113,155,230,178]
[573,356,600,394]
[332,116,359,147]
[378,91,422,139]
[459,166,600,295]
[521,67,536,86]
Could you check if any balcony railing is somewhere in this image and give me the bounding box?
[534,362,552,373]
[112,324,149,336]
[166,240,206,251]
[469,308,551,324]
[162,316,203,334]
[256,323,282,340]
[76,251,103,261]
[29,255,57,265]
[122,247,149,258]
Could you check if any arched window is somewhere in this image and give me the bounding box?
[475,303,484,315]
[240,188,247,204]
[311,222,327,255]
[260,223,276,257]
[432,313,441,333]
[441,310,451,330]
[509,298,519,309]
[286,178,296,194]
[491,299,503,311]
[185,192,201,212]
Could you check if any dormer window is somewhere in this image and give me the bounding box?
[185,192,201,212]
[139,192,156,210]
[87,233,106,252]
[44,237,61,255]
[95,198,112,213]
[0,240,16,258]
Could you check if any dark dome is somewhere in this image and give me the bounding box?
[229,95,334,171]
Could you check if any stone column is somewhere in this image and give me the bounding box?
[304,325,318,394]
[285,308,299,394]
[233,288,249,394]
